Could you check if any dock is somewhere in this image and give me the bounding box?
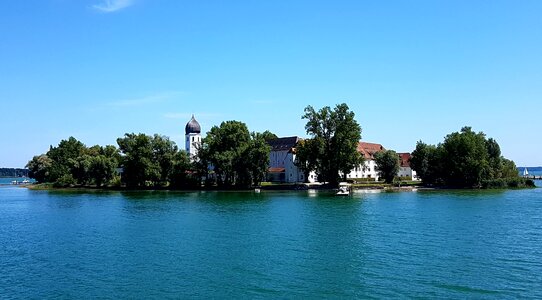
[523,175,542,180]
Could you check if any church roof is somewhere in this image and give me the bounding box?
[358,142,385,160]
[185,115,201,135]
[268,136,301,152]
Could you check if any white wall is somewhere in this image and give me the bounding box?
[343,160,380,181]
[398,167,419,180]
[269,150,317,183]
[185,133,201,159]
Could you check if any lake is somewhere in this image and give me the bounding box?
[1,185,541,298]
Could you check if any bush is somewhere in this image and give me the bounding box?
[54,174,76,188]
[482,178,535,189]
[353,178,377,183]
[110,175,122,187]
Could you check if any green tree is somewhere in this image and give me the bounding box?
[441,127,491,187]
[302,103,362,185]
[295,138,321,182]
[410,126,523,188]
[260,130,278,143]
[200,121,271,188]
[46,137,86,183]
[117,133,161,187]
[410,141,442,185]
[88,154,117,187]
[203,121,250,187]
[169,150,195,188]
[239,132,271,187]
[26,154,52,183]
[374,150,400,184]
[151,134,179,185]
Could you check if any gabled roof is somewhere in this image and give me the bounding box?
[398,153,411,167]
[268,136,301,152]
[358,142,385,160]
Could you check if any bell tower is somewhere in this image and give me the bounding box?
[185,115,202,159]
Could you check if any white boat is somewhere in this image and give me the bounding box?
[523,168,529,177]
[336,182,351,196]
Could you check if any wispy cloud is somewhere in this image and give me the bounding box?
[92,0,134,13]
[106,91,183,107]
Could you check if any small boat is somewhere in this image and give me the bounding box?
[336,182,351,196]
[523,168,529,177]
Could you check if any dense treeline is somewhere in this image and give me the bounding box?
[197,121,275,188]
[410,127,534,188]
[0,168,29,177]
[26,122,273,189]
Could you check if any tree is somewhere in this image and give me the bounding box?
[46,137,86,183]
[151,134,179,185]
[117,133,161,187]
[240,132,271,187]
[410,126,524,188]
[374,150,400,184]
[203,121,251,187]
[260,130,278,143]
[302,103,363,185]
[88,154,117,187]
[295,138,321,182]
[441,127,490,187]
[26,154,52,183]
[410,141,442,185]
[169,150,196,188]
[200,121,272,188]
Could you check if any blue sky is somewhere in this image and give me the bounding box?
[1,0,541,167]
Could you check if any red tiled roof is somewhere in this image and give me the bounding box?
[398,153,411,167]
[357,142,385,160]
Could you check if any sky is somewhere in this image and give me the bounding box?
[1,0,541,168]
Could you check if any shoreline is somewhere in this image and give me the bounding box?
[20,183,537,193]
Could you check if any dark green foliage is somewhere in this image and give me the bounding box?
[374,150,400,184]
[200,121,271,188]
[53,173,76,188]
[260,130,278,143]
[26,155,52,183]
[302,103,363,185]
[295,138,322,183]
[410,127,524,188]
[26,137,121,187]
[47,137,86,183]
[170,151,197,188]
[482,178,535,189]
[117,133,179,187]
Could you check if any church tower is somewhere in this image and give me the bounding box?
[185,115,202,159]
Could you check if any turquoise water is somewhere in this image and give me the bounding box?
[0,177,33,185]
[1,186,541,298]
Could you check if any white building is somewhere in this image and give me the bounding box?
[397,153,419,180]
[267,138,388,183]
[185,115,202,160]
[344,142,385,181]
[267,137,317,183]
